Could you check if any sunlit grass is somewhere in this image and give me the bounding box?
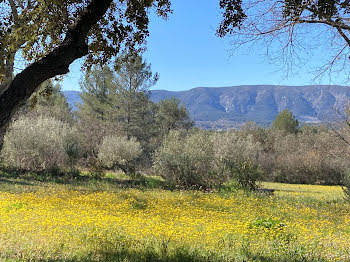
[262,182,346,201]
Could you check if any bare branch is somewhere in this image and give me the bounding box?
[297,18,350,31]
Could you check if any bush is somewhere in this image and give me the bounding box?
[343,171,350,201]
[153,131,187,186]
[271,130,347,184]
[1,116,78,171]
[213,132,263,190]
[98,136,142,177]
[75,114,121,162]
[228,162,263,191]
[64,130,82,170]
[154,130,263,190]
[153,130,217,188]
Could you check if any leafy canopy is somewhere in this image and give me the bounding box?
[0,0,172,83]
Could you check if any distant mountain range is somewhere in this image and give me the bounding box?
[63,85,350,130]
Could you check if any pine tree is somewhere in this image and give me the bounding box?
[155,97,194,138]
[75,65,120,158]
[272,109,299,134]
[76,54,159,160]
[113,53,158,144]
[78,65,117,122]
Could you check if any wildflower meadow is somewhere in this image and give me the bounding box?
[0,177,349,261]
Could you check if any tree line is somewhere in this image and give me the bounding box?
[0,52,193,177]
[1,0,350,198]
[1,53,350,199]
[2,0,350,150]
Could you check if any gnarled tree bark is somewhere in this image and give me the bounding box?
[0,0,113,150]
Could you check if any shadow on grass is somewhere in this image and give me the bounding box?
[41,247,325,262]
[0,167,166,193]
[0,177,33,186]
[44,248,215,262]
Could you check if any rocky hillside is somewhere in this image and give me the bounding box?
[64,85,350,129]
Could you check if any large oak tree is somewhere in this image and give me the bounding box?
[0,0,246,149]
[3,0,350,148]
[0,0,171,148]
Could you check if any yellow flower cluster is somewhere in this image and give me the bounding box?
[0,185,349,260]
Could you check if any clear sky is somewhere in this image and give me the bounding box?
[61,0,345,92]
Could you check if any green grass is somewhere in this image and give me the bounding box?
[262,181,346,202]
[0,169,165,194]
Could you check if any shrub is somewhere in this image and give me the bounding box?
[213,132,263,190]
[343,171,350,201]
[1,116,78,171]
[154,130,264,190]
[98,136,142,177]
[153,131,217,188]
[75,114,121,162]
[271,130,348,184]
[64,130,82,170]
[229,161,263,191]
[153,131,187,186]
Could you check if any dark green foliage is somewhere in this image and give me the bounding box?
[113,53,159,145]
[28,80,74,124]
[78,65,117,122]
[76,65,121,159]
[250,218,282,229]
[155,97,194,138]
[272,109,299,134]
[228,161,263,191]
[76,53,195,171]
[0,0,173,155]
[76,54,159,167]
[217,0,246,37]
[283,0,340,20]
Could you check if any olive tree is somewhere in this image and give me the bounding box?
[153,130,217,188]
[0,0,172,149]
[213,131,263,190]
[1,115,78,171]
[98,135,142,177]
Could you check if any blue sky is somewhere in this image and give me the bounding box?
[61,0,344,92]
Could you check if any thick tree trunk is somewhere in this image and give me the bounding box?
[0,125,5,152]
[0,56,14,96]
[0,0,113,150]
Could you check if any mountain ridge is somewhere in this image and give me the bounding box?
[63,85,350,129]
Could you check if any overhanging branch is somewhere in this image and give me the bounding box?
[0,0,113,145]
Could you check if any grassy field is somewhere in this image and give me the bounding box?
[0,171,349,261]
